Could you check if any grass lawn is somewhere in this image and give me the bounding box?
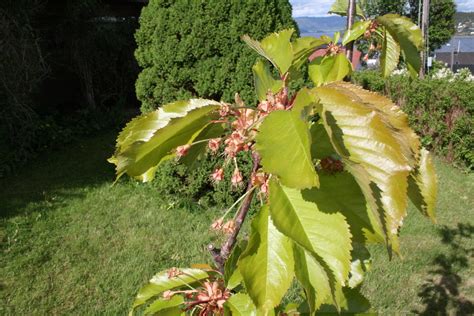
[1,131,473,315]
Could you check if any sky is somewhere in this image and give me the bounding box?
[289,0,474,17]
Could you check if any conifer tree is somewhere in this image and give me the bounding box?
[135,0,298,112]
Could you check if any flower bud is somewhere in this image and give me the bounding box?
[231,167,243,186]
[222,220,236,235]
[211,168,224,183]
[208,138,221,153]
[176,144,190,158]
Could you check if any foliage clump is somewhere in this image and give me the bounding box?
[134,0,297,112]
[111,4,438,314]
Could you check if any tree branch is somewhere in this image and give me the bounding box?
[211,151,260,273]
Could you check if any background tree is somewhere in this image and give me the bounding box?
[362,0,406,17]
[361,0,455,51]
[134,0,298,113]
[408,0,456,51]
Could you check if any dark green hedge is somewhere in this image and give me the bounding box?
[352,70,473,170]
[135,0,298,113]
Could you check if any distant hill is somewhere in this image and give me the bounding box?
[295,16,346,38]
[296,13,474,37]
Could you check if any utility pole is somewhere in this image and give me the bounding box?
[345,0,356,63]
[419,0,430,78]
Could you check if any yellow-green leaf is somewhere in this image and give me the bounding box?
[377,14,423,78]
[256,109,319,189]
[225,293,257,316]
[309,53,352,87]
[242,29,294,75]
[109,99,220,181]
[342,20,372,46]
[347,244,371,289]
[252,60,284,101]
[293,244,334,313]
[238,205,295,314]
[132,268,209,309]
[315,82,417,254]
[378,26,401,77]
[329,0,365,18]
[269,179,352,287]
[143,296,184,315]
[408,148,437,221]
[224,240,246,290]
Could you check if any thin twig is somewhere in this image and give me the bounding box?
[211,151,260,273]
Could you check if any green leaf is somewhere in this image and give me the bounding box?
[132,268,209,309]
[329,0,365,18]
[224,240,247,290]
[308,53,352,87]
[179,123,225,170]
[310,122,338,160]
[293,244,334,313]
[408,148,437,221]
[291,87,318,119]
[342,20,372,46]
[144,296,184,315]
[225,293,257,316]
[252,60,284,101]
[242,29,294,75]
[333,32,341,46]
[347,244,371,289]
[378,27,401,77]
[226,269,243,291]
[238,205,295,313]
[315,82,417,253]
[377,14,423,78]
[256,109,319,189]
[109,99,220,181]
[282,302,302,316]
[291,36,331,71]
[317,287,372,314]
[303,171,385,244]
[269,179,352,287]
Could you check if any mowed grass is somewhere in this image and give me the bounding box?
[1,131,473,315]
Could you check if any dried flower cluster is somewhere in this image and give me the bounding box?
[211,218,236,235]
[319,156,344,174]
[326,42,341,56]
[163,269,230,316]
[175,90,289,193]
[364,20,379,39]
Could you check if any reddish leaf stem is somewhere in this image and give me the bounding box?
[212,151,260,273]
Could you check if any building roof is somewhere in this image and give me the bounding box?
[436,36,474,53]
[436,52,474,65]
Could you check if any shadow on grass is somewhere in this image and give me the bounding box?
[414,223,474,315]
[0,131,117,219]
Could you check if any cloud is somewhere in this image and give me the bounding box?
[289,0,474,17]
[290,0,334,17]
[456,0,474,12]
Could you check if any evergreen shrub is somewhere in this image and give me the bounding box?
[135,0,298,112]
